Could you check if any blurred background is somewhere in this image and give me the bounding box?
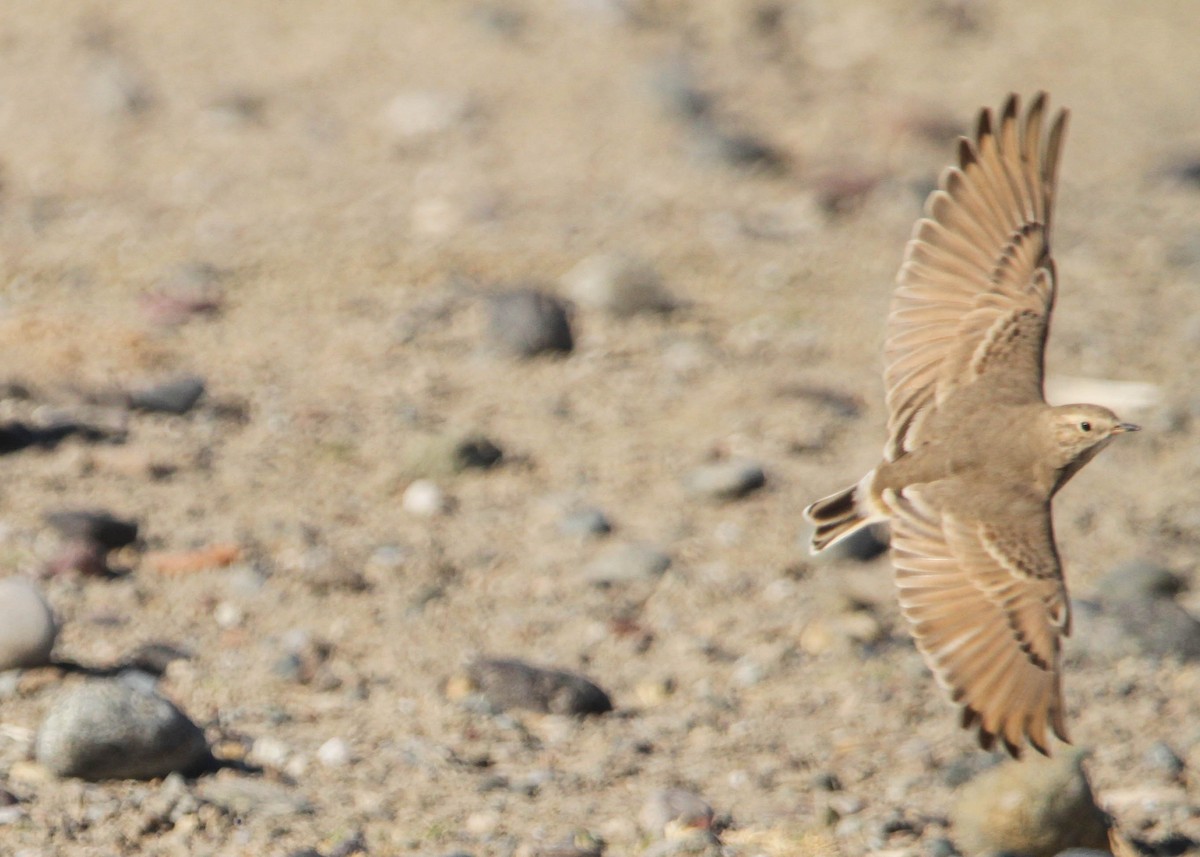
[0,2,1198,856]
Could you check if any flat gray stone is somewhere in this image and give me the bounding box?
[486,288,573,357]
[583,543,671,586]
[683,459,765,501]
[36,677,209,780]
[0,577,57,671]
[129,374,206,415]
[467,658,612,715]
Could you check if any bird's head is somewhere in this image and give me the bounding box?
[1048,404,1138,471]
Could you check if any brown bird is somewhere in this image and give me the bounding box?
[804,93,1138,757]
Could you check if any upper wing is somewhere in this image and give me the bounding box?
[884,93,1068,460]
[885,485,1070,757]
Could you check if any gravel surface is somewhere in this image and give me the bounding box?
[0,2,1196,855]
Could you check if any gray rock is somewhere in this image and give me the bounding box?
[466,658,612,715]
[683,459,765,501]
[486,288,573,357]
[1097,560,1200,660]
[558,507,612,537]
[0,577,57,670]
[1145,740,1185,779]
[561,253,676,318]
[1102,559,1184,602]
[129,375,206,415]
[687,118,787,173]
[44,509,138,549]
[36,677,209,780]
[583,543,671,586]
[951,749,1110,857]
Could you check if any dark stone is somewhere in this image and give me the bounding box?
[467,658,612,716]
[45,510,139,549]
[129,375,206,415]
[486,289,573,357]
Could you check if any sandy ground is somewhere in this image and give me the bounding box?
[0,1,1199,855]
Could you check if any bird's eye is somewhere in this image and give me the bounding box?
[1080,421,1092,432]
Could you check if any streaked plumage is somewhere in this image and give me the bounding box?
[804,94,1138,756]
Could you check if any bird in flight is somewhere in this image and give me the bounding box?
[804,93,1138,757]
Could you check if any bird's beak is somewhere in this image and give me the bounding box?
[1114,423,1140,434]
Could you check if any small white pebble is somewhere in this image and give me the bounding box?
[402,479,447,516]
[465,808,501,836]
[284,754,309,778]
[214,602,243,629]
[249,736,291,769]
[316,736,352,768]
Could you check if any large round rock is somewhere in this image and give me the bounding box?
[36,677,210,780]
[0,576,58,670]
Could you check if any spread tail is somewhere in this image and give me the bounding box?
[804,471,879,554]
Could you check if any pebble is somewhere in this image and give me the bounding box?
[583,543,671,587]
[798,610,883,655]
[402,479,449,516]
[213,601,243,629]
[465,658,613,715]
[1145,740,1186,780]
[640,789,713,837]
[558,506,612,537]
[44,509,138,549]
[400,431,503,479]
[939,752,1001,789]
[128,374,207,415]
[687,119,787,173]
[44,539,110,577]
[682,459,766,501]
[317,736,353,768]
[86,55,154,117]
[35,677,210,780]
[561,253,676,317]
[0,577,58,670]
[1102,558,1184,602]
[249,736,292,769]
[486,288,574,357]
[634,677,675,707]
[1098,560,1200,660]
[465,808,502,837]
[380,90,472,141]
[950,748,1110,857]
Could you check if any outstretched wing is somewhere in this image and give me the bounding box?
[884,93,1068,460]
[885,484,1070,757]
